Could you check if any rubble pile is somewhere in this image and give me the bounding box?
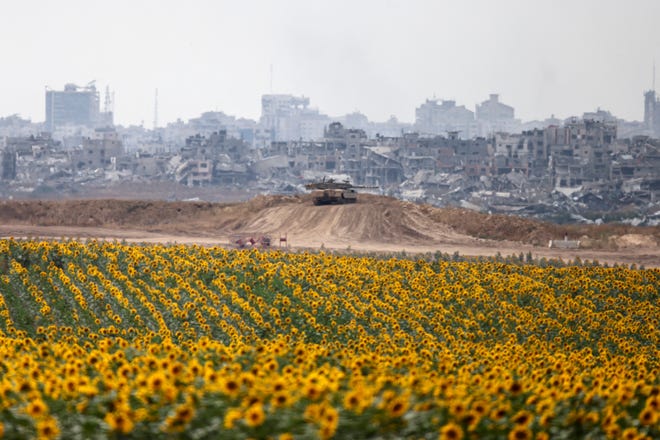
[2,120,659,228]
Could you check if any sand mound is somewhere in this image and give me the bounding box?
[614,234,658,249]
[237,198,458,245]
[1,195,659,248]
[0,195,468,246]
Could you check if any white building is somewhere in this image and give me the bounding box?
[476,94,520,136]
[415,99,477,139]
[260,94,330,141]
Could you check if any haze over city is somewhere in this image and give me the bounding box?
[1,0,659,127]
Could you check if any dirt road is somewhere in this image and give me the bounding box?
[1,224,657,268]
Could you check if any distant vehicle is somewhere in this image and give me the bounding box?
[304,177,375,205]
[230,234,271,249]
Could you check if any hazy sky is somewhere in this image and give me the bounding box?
[1,0,659,127]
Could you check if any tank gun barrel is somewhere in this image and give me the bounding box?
[304,179,378,190]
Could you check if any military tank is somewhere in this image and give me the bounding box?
[304,178,374,205]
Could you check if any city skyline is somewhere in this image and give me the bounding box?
[1,0,659,126]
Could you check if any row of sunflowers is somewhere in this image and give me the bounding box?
[0,238,658,439]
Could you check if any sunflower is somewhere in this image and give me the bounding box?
[224,408,242,429]
[511,409,533,427]
[639,406,658,426]
[222,377,241,397]
[174,403,195,424]
[26,399,48,418]
[63,377,78,395]
[105,410,134,434]
[343,389,369,414]
[462,410,481,431]
[621,427,639,440]
[244,403,265,427]
[490,404,509,421]
[36,416,60,440]
[304,382,322,400]
[271,377,288,393]
[169,362,184,377]
[163,403,195,433]
[539,411,554,428]
[386,395,409,418]
[271,391,291,408]
[304,402,325,423]
[646,395,660,410]
[449,400,467,418]
[439,422,463,440]
[507,426,532,440]
[471,399,489,416]
[509,380,524,396]
[147,371,166,392]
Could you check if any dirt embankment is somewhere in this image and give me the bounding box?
[421,204,660,249]
[1,194,658,266]
[0,195,456,244]
[1,194,659,245]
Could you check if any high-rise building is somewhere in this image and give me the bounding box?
[476,94,520,136]
[644,90,660,137]
[415,99,476,139]
[45,82,100,132]
[260,94,330,141]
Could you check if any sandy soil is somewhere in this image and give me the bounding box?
[1,195,658,267]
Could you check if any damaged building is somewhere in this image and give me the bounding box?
[644,89,660,137]
[1,147,16,180]
[3,88,660,224]
[71,128,123,170]
[415,99,477,139]
[547,118,616,188]
[476,94,521,136]
[175,130,254,186]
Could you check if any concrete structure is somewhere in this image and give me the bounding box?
[4,133,59,157]
[174,131,253,186]
[548,238,580,249]
[341,112,370,131]
[187,111,270,148]
[1,148,16,180]
[476,94,520,136]
[644,90,660,137]
[583,108,617,124]
[45,83,100,132]
[415,99,477,139]
[0,115,38,138]
[176,159,213,186]
[492,133,531,176]
[323,122,368,181]
[547,118,616,187]
[72,128,123,170]
[260,94,330,141]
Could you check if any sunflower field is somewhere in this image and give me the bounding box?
[0,238,658,439]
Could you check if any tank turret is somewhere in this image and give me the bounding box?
[304,177,375,205]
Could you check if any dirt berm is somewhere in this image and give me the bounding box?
[1,194,658,252]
